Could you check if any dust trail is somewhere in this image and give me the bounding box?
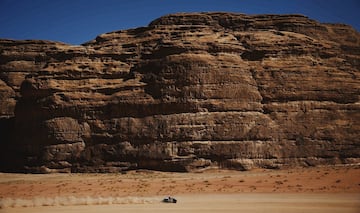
[0,196,160,208]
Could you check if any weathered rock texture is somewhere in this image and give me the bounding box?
[0,12,359,172]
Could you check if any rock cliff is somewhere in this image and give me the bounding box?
[0,12,359,172]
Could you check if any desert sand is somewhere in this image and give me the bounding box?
[0,165,359,212]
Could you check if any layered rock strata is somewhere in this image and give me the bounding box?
[0,12,359,172]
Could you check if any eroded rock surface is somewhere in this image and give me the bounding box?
[0,12,359,172]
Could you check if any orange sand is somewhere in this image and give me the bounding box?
[0,165,359,212]
[1,166,359,199]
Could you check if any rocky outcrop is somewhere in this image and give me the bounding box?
[0,12,359,172]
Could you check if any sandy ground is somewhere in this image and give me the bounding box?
[0,165,359,212]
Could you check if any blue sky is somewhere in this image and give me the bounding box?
[1,0,359,44]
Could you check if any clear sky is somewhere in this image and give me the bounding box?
[1,0,359,45]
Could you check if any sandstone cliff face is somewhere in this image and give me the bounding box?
[0,12,359,172]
